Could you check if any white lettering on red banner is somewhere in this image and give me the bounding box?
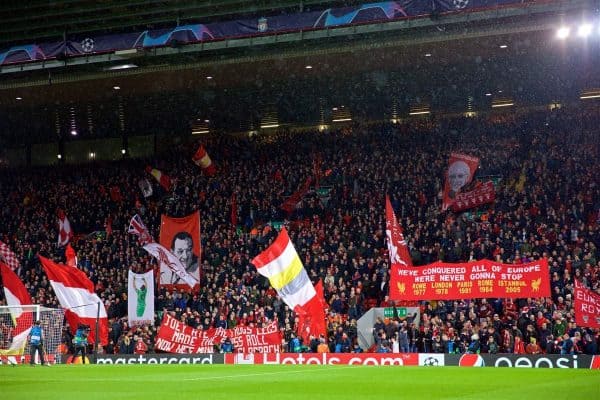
[574,280,600,329]
[390,259,550,301]
[155,314,283,353]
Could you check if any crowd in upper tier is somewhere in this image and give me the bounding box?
[0,105,598,355]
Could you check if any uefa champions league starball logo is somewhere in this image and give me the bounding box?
[453,0,470,9]
[81,38,95,53]
[422,356,440,366]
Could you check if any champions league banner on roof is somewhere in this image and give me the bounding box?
[1,1,530,66]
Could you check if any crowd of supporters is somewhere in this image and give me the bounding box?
[0,105,598,356]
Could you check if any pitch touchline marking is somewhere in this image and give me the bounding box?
[183,366,357,381]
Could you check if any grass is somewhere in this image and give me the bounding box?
[1,364,598,400]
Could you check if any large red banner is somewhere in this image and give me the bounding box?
[442,153,479,211]
[390,259,550,301]
[574,280,600,329]
[155,314,282,354]
[159,212,201,290]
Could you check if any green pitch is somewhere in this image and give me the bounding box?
[1,365,598,400]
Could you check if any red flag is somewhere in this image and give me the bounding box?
[295,279,326,343]
[0,240,20,271]
[0,261,33,353]
[230,193,238,226]
[192,145,216,176]
[57,209,73,247]
[38,256,108,345]
[451,181,496,212]
[159,212,201,290]
[442,153,479,211]
[574,280,600,329]
[280,177,312,214]
[65,244,77,268]
[0,261,31,306]
[386,196,413,268]
[387,195,419,303]
[145,166,172,191]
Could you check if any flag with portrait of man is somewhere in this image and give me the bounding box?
[442,152,479,211]
[159,211,201,290]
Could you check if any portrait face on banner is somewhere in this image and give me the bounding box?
[447,160,471,196]
[159,231,199,285]
[159,212,201,289]
[442,153,479,211]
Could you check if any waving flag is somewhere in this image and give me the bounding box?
[0,261,33,355]
[0,240,20,271]
[386,195,418,304]
[128,214,154,246]
[38,256,108,345]
[442,153,479,211]
[295,279,326,343]
[145,166,172,191]
[280,177,313,214]
[192,145,216,176]
[159,212,201,289]
[386,196,413,268]
[65,244,77,268]
[450,181,496,212]
[143,242,198,289]
[252,228,324,326]
[57,209,73,246]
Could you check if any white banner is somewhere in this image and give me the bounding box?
[128,270,154,326]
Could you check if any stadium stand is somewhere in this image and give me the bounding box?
[0,0,598,359]
[0,106,598,355]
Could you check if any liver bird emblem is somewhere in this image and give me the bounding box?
[397,282,406,294]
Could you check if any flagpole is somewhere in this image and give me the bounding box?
[94,302,100,364]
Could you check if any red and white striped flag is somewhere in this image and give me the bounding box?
[57,209,73,247]
[145,166,172,191]
[192,145,216,176]
[0,240,20,271]
[0,261,33,354]
[38,256,108,345]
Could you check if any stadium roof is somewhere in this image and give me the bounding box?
[0,0,598,146]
